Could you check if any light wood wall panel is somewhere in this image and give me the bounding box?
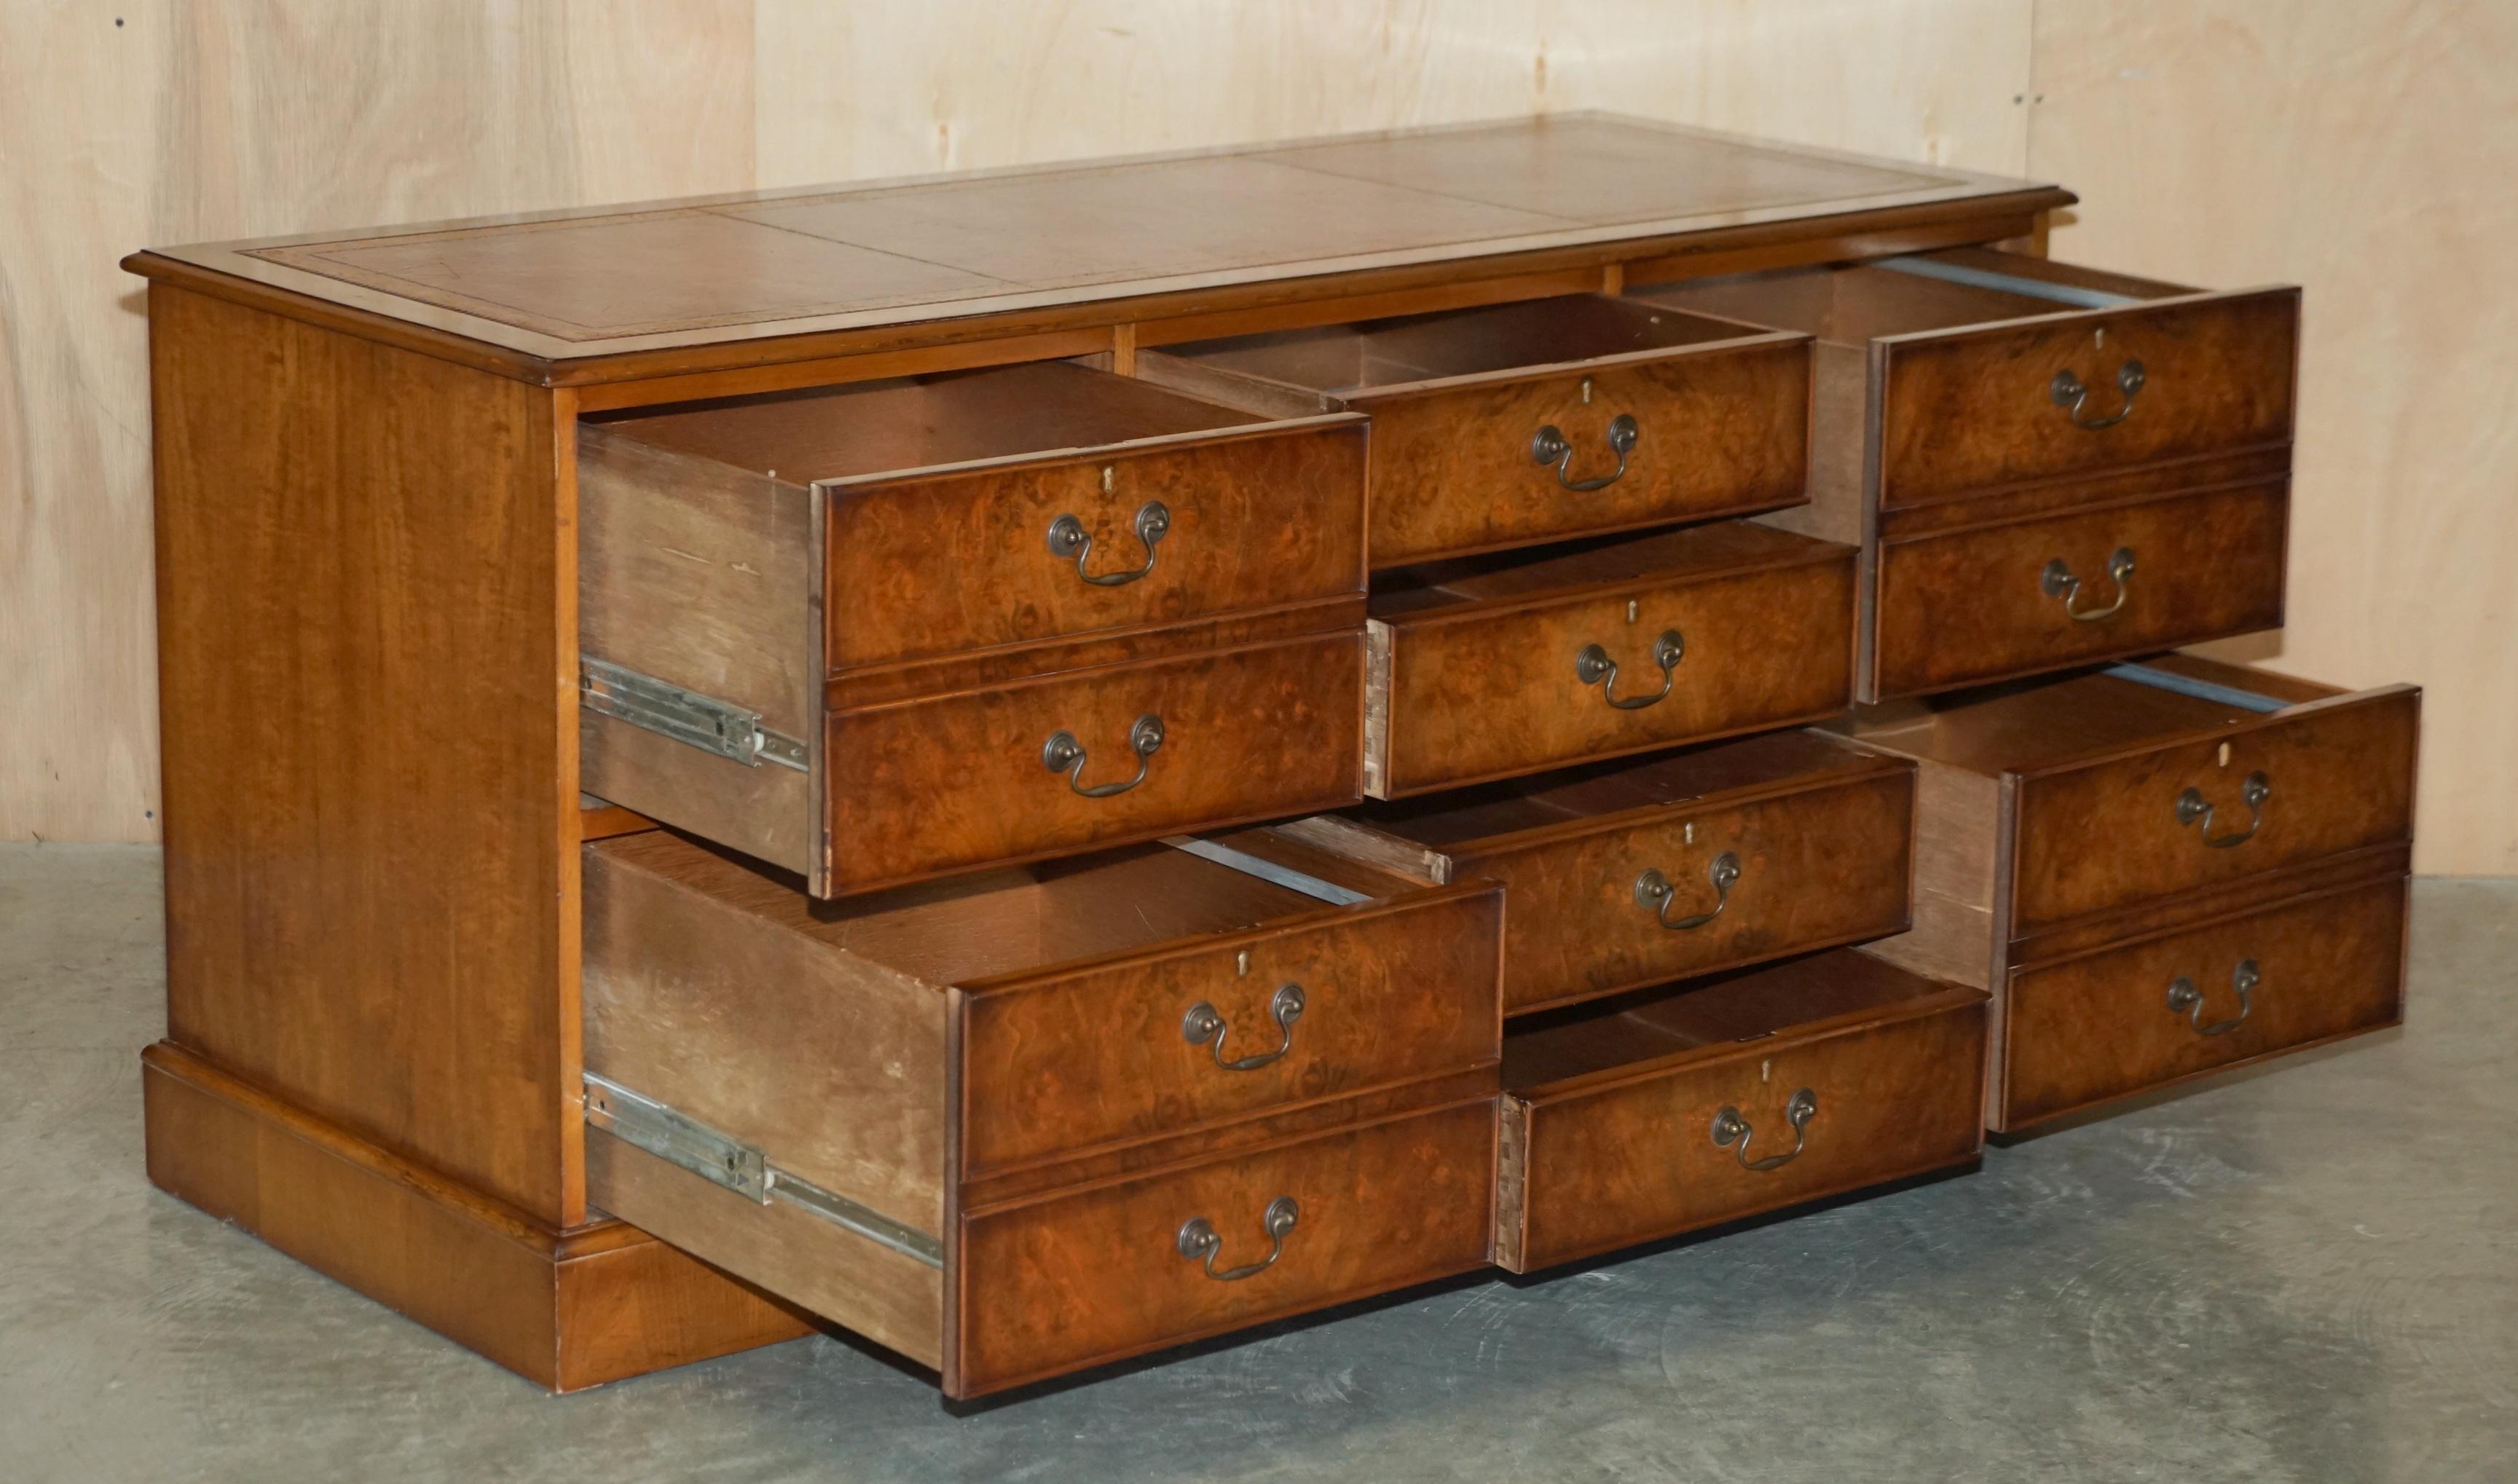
[0,0,752,845]
[6,0,2509,873]
[2029,0,2518,875]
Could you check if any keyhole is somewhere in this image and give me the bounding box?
[1760,1058,1772,1084]
[1683,821,1696,846]
[2217,741,2232,768]
[1101,465,1115,494]
[1236,949,1250,976]
[1580,376,1594,406]
[1626,599,1640,625]
[2096,326,2107,350]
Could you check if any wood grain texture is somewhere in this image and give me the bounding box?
[141,1042,808,1394]
[2028,0,2518,875]
[826,631,1364,893]
[583,832,951,1234]
[1165,297,1812,564]
[1368,526,1855,794]
[1309,734,1915,1014]
[824,419,1370,671]
[960,884,1501,1177]
[1870,480,2291,698]
[1873,283,2298,509]
[2010,684,2419,934]
[954,1097,1496,1398]
[1498,955,1986,1272]
[149,285,578,1220]
[1998,872,2406,1130]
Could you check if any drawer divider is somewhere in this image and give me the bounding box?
[583,1072,943,1268]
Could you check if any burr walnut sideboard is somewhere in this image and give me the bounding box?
[126,114,2415,1400]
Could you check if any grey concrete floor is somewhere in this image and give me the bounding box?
[1,845,2510,1483]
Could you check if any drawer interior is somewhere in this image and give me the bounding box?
[1841,653,2347,777]
[645,832,1397,987]
[583,359,1267,484]
[1503,952,1959,1093]
[1156,294,1759,395]
[1640,248,2198,346]
[1333,730,1874,848]
[1371,521,1836,620]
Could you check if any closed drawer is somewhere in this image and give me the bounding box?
[1364,523,1857,797]
[1286,730,1913,1014]
[829,629,1364,891]
[959,1097,1494,1395]
[1870,478,2288,698]
[578,358,1369,894]
[1999,873,2406,1130]
[1497,952,1986,1272]
[1149,295,1811,566]
[582,825,1501,1397]
[1639,250,2299,700]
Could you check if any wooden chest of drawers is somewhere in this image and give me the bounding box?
[127,114,2415,1400]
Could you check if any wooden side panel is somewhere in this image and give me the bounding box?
[1460,767,1916,1014]
[1860,757,2006,990]
[1355,336,1813,565]
[1875,287,2299,508]
[1501,995,1986,1272]
[959,883,1503,1175]
[141,1043,806,1393]
[1376,553,1855,795]
[1999,872,2407,1129]
[586,1132,945,1372]
[1870,479,2289,698]
[583,834,949,1234]
[826,631,1365,893]
[827,421,1369,668]
[2010,686,2420,933]
[578,423,814,729]
[953,1097,1495,1398]
[149,285,575,1220]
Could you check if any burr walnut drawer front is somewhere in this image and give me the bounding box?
[1147,295,1811,566]
[1868,478,2289,700]
[1362,523,1856,797]
[1998,872,2407,1131]
[1287,730,1914,1015]
[825,630,1364,892]
[581,827,1501,1398]
[1640,250,2299,699]
[1496,952,1986,1272]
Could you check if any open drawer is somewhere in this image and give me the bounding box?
[1838,652,2417,1132]
[1361,522,1856,796]
[1496,952,1986,1272]
[1637,250,2299,700]
[1142,294,1811,566]
[582,826,1500,1398]
[1285,730,1913,1015]
[577,360,1372,895]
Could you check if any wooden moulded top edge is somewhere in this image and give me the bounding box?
[121,113,2070,385]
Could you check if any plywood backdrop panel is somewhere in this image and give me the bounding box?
[2028,0,2518,875]
[4,0,2508,871]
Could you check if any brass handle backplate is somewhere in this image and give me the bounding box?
[1181,983,1305,1071]
[1575,629,1685,710]
[2175,770,2271,848]
[2167,958,2260,1036]
[1176,1195,1299,1282]
[1710,1089,1817,1172]
[1530,413,1641,492]
[1047,500,1170,587]
[2042,546,2136,621]
[2050,358,2146,430]
[1635,852,1742,931]
[1042,714,1164,797]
